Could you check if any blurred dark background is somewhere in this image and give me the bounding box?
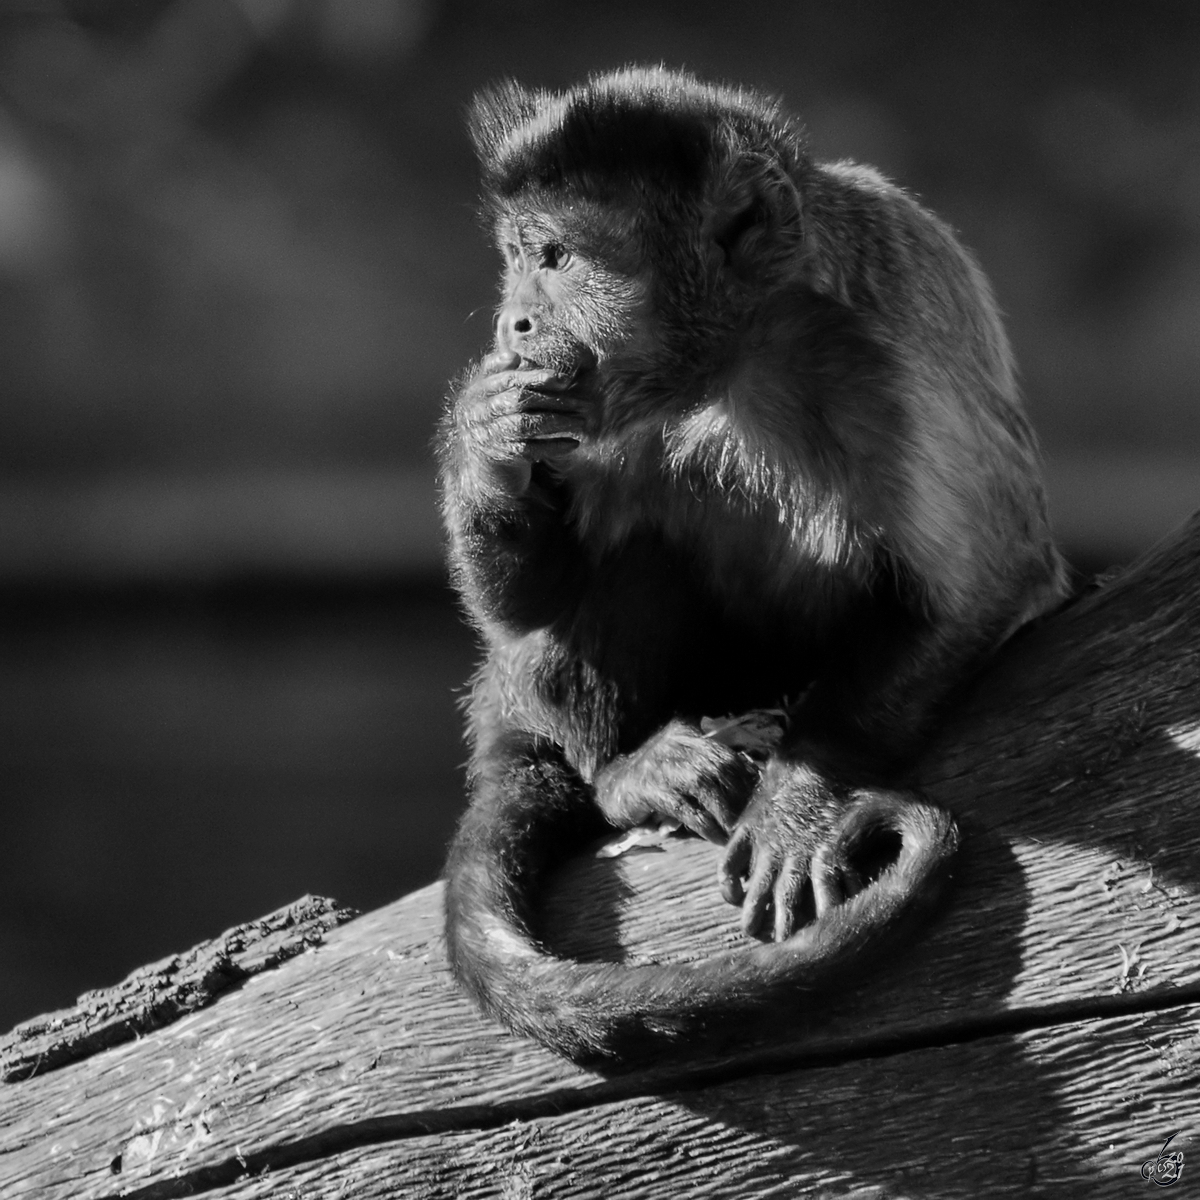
[1,0,1198,1032]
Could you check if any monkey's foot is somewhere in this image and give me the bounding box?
[720,783,956,943]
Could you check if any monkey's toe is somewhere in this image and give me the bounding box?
[772,855,809,940]
[718,828,753,905]
[810,844,852,917]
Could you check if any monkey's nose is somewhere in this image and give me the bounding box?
[497,303,536,351]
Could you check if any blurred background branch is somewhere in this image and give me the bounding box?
[1,0,1198,1029]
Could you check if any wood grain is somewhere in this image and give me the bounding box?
[172,1004,1200,1200]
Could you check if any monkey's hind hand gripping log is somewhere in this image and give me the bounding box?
[444,785,960,1063]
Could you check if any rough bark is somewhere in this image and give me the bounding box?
[0,895,356,1083]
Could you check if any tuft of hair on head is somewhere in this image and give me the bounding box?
[467,66,810,208]
[467,79,549,174]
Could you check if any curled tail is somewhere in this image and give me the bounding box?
[443,742,960,1062]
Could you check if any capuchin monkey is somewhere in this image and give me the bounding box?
[437,66,1068,1062]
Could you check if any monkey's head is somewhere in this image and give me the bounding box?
[468,67,813,417]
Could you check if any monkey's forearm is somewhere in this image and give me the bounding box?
[439,364,588,630]
[444,493,584,631]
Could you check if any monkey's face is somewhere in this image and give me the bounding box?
[489,195,752,448]
[486,170,808,449]
[491,201,653,378]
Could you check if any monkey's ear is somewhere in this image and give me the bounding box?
[704,161,801,280]
[708,198,770,276]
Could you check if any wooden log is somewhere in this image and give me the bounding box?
[1,511,1199,1198]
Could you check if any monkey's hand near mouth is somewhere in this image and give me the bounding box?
[448,348,589,504]
[441,348,594,633]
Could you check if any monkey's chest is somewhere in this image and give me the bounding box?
[558,533,831,749]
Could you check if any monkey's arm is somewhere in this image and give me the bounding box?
[438,350,590,631]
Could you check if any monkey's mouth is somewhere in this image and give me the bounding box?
[520,341,598,381]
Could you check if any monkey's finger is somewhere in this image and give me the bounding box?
[669,794,726,845]
[692,779,741,834]
[519,411,588,440]
[480,349,521,375]
[478,411,582,453]
[522,372,584,396]
[477,387,585,427]
[718,831,752,905]
[517,388,590,415]
[772,857,807,941]
[477,367,564,400]
[740,851,777,937]
[810,845,848,917]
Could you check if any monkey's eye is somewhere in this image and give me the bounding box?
[539,243,571,271]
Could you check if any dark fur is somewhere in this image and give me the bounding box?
[438,67,1068,1061]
